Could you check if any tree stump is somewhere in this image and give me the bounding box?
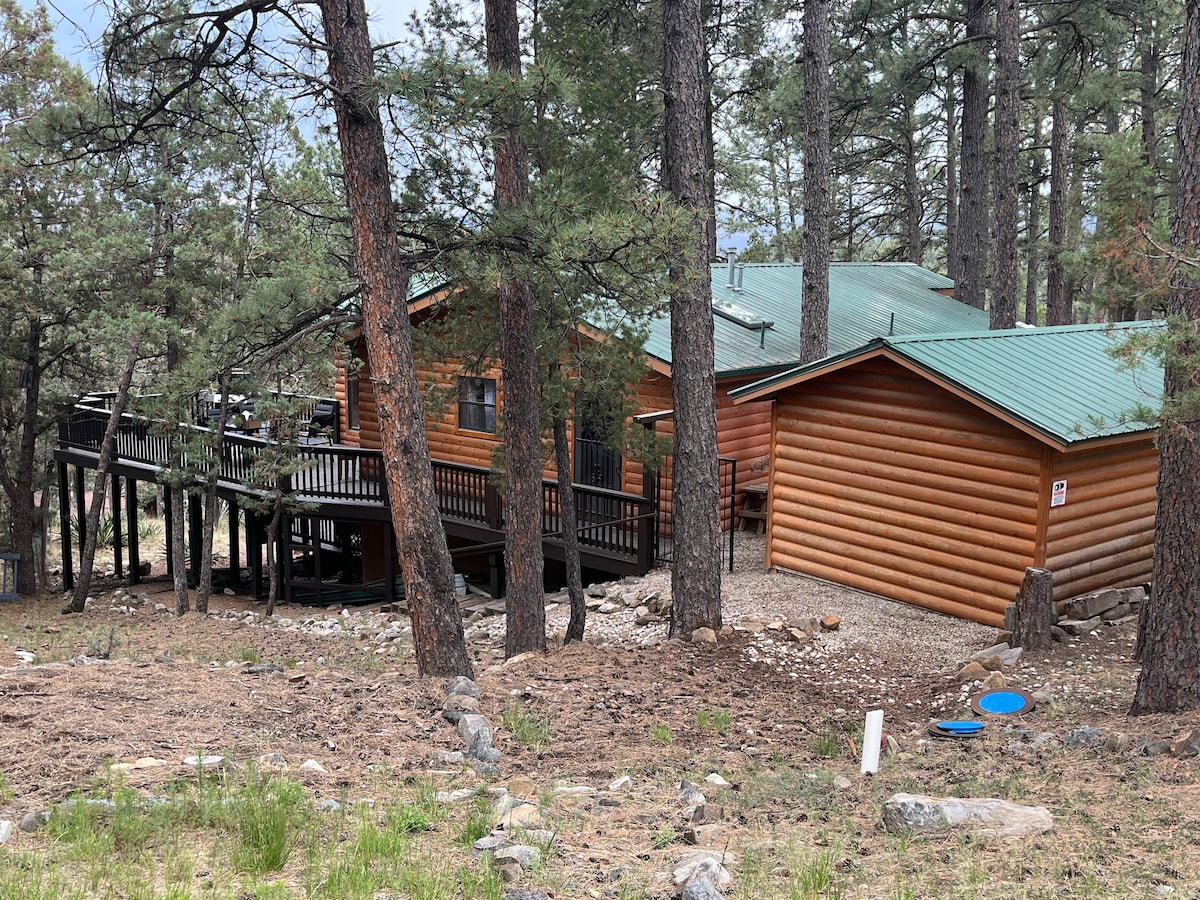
[1010,567,1055,650]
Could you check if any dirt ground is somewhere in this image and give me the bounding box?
[3,561,1200,898]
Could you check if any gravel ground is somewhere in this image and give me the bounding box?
[536,531,996,664]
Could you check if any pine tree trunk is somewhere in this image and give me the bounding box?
[1024,115,1043,326]
[945,85,959,281]
[485,0,547,659]
[663,0,721,637]
[553,411,586,643]
[195,391,232,614]
[1141,25,1160,220]
[1,320,43,595]
[320,0,472,677]
[1131,0,1200,715]
[170,483,188,615]
[991,0,1019,329]
[904,114,922,265]
[66,344,140,613]
[1046,97,1070,325]
[956,0,989,310]
[800,0,830,363]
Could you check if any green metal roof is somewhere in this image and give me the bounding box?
[730,321,1164,447]
[642,262,987,376]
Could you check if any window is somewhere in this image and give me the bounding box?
[346,369,361,431]
[458,377,497,433]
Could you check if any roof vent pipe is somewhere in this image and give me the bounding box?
[735,264,745,292]
[725,249,738,288]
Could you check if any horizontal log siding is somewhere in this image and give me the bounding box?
[717,380,772,529]
[334,363,369,448]
[768,359,1042,626]
[1044,443,1157,600]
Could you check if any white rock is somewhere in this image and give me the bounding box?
[299,759,329,774]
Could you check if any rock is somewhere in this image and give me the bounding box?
[506,776,538,799]
[13,650,35,665]
[971,642,1011,661]
[0,821,13,845]
[975,655,1004,672]
[457,714,496,757]
[445,676,481,699]
[1050,625,1068,643]
[314,799,342,813]
[881,793,1053,839]
[785,628,811,643]
[672,849,735,889]
[431,750,464,767]
[299,759,329,774]
[608,775,632,791]
[1064,589,1121,620]
[1100,602,1132,622]
[473,833,512,855]
[885,735,900,757]
[684,823,724,847]
[833,776,853,790]
[691,803,724,825]
[998,647,1023,668]
[19,811,49,833]
[243,663,284,675]
[691,627,717,644]
[1063,726,1104,749]
[680,781,706,808]
[493,845,542,870]
[704,773,730,787]
[497,863,523,883]
[820,615,841,631]
[493,794,547,830]
[980,671,1007,691]
[681,874,726,900]
[438,788,477,804]
[639,635,662,649]
[443,694,482,714]
[183,755,225,768]
[1104,732,1132,753]
[1058,617,1102,636]
[957,662,990,683]
[502,890,551,900]
[598,602,621,614]
[1171,728,1200,758]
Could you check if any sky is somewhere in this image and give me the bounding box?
[25,0,431,70]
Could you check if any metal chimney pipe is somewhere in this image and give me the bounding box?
[735,264,745,291]
[725,249,738,288]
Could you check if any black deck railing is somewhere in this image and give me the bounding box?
[60,400,656,568]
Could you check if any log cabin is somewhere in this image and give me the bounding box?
[337,260,988,546]
[55,262,988,606]
[729,322,1163,627]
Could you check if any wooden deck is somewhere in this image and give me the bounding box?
[55,400,659,601]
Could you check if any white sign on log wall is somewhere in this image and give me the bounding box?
[1051,479,1067,507]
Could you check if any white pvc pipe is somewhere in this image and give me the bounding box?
[861,709,885,775]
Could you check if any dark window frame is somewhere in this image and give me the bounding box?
[458,376,497,434]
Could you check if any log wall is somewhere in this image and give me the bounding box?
[333,341,781,532]
[767,358,1043,627]
[1044,442,1157,600]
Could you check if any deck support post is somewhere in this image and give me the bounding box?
[111,475,123,578]
[73,464,86,573]
[385,522,397,606]
[188,492,202,588]
[247,510,263,599]
[489,552,503,600]
[163,488,173,577]
[125,477,140,585]
[311,518,322,606]
[228,501,239,584]
[59,462,73,591]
